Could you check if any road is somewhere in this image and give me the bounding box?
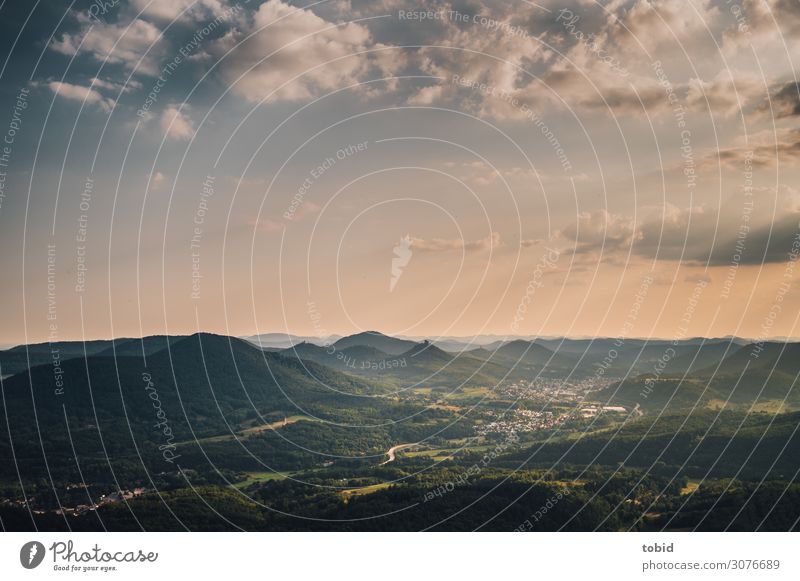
[381,443,416,465]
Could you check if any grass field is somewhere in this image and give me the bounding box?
[240,414,318,435]
[340,482,393,497]
[706,399,794,413]
[234,471,294,488]
[177,415,320,447]
[680,480,700,495]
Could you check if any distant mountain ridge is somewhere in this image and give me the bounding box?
[5,332,797,389]
[243,333,340,349]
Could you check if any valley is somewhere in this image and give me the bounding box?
[1,331,798,531]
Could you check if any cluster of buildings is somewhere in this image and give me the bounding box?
[57,487,149,515]
[476,409,566,436]
[0,486,150,517]
[496,377,617,402]
[579,405,627,418]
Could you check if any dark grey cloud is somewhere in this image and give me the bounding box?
[635,206,800,266]
[718,213,800,264]
[557,199,800,267]
[770,81,800,118]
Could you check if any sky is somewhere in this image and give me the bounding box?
[0,0,799,346]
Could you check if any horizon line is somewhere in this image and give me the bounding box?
[3,330,800,350]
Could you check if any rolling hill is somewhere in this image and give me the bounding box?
[0,339,114,377]
[332,331,417,355]
[491,340,579,371]
[595,341,800,411]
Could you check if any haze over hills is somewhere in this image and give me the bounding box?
[279,337,525,387]
[267,333,800,397]
[243,333,341,349]
[5,331,797,392]
[239,333,763,354]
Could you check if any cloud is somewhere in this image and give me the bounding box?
[247,200,318,234]
[634,200,800,265]
[538,68,763,119]
[555,193,800,267]
[686,73,764,118]
[685,273,712,284]
[633,205,711,262]
[249,217,285,232]
[720,214,800,264]
[293,201,321,220]
[544,69,668,115]
[557,210,640,255]
[410,232,502,253]
[210,0,393,103]
[47,81,115,112]
[401,3,555,119]
[608,0,720,53]
[384,0,773,120]
[762,0,800,34]
[724,0,800,51]
[407,84,444,106]
[713,128,800,169]
[765,81,800,118]
[129,0,231,23]
[393,0,710,120]
[159,105,194,140]
[91,76,142,93]
[51,17,164,76]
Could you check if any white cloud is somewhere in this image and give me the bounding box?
[403,3,552,119]
[723,0,800,54]
[129,0,230,22]
[210,0,392,103]
[608,0,720,52]
[51,17,164,76]
[686,73,764,118]
[47,81,115,112]
[90,76,142,93]
[249,217,285,232]
[411,232,502,253]
[558,210,640,255]
[159,105,195,140]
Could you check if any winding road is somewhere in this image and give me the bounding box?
[381,443,416,465]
